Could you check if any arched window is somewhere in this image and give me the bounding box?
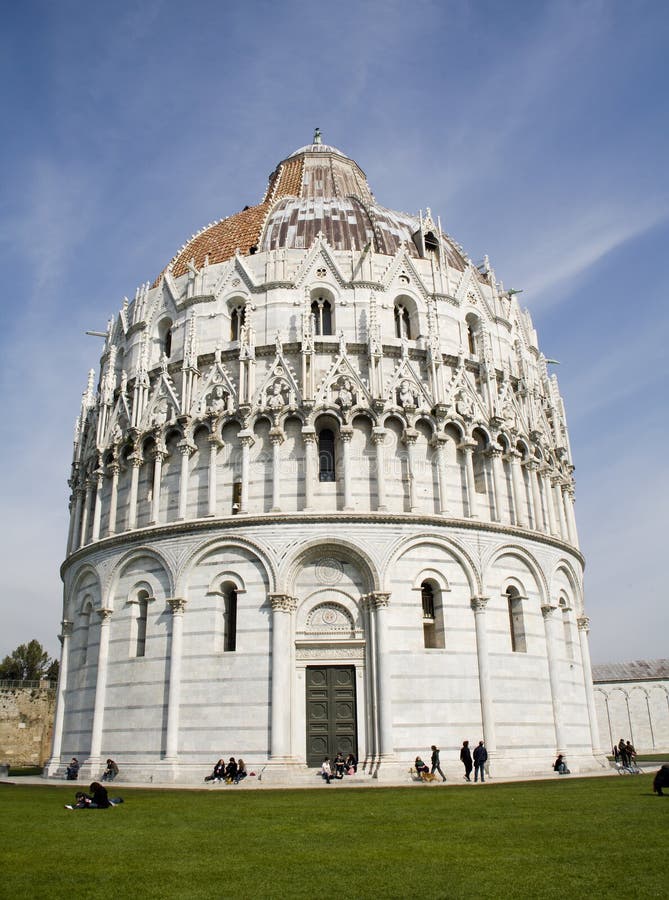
[465,313,480,356]
[135,590,149,657]
[311,297,333,335]
[224,586,237,652]
[506,586,527,653]
[158,317,173,359]
[394,302,411,339]
[80,602,93,666]
[318,429,336,481]
[230,305,246,341]
[421,580,445,649]
[559,597,574,659]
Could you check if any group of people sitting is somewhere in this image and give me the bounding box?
[66,757,120,782]
[320,752,358,783]
[205,757,248,784]
[65,781,124,809]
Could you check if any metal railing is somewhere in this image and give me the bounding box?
[0,679,57,691]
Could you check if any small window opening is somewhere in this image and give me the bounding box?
[318,429,336,481]
[224,587,237,652]
[421,581,445,649]
[424,231,439,252]
[232,481,242,514]
[507,586,527,653]
[136,590,149,657]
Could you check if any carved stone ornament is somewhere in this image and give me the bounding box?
[370,592,390,609]
[97,608,113,622]
[168,597,187,615]
[577,616,590,632]
[270,594,297,613]
[61,620,74,637]
[470,596,489,612]
[541,603,558,618]
[207,384,229,415]
[296,645,365,660]
[306,603,354,632]
[315,557,344,585]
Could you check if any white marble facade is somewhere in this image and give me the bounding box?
[47,135,603,781]
[593,661,669,753]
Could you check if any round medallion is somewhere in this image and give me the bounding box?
[322,608,338,624]
[316,557,344,585]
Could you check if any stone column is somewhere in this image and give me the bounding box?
[542,468,559,536]
[507,450,527,527]
[361,595,379,757]
[206,436,220,517]
[46,620,73,774]
[127,454,142,530]
[107,462,120,537]
[165,598,187,760]
[371,592,395,759]
[270,429,284,513]
[150,450,166,524]
[269,594,297,760]
[238,430,254,514]
[372,428,388,511]
[526,461,544,531]
[563,484,579,547]
[459,441,478,518]
[87,608,113,767]
[471,597,496,751]
[553,477,568,540]
[177,442,193,520]
[79,480,92,548]
[340,426,354,511]
[302,427,316,511]
[541,604,566,753]
[432,435,448,515]
[577,616,602,753]
[66,484,80,555]
[488,445,505,523]
[91,468,104,542]
[403,429,418,512]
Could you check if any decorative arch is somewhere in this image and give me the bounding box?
[549,560,584,613]
[104,546,175,608]
[176,535,277,597]
[482,543,549,605]
[281,539,379,597]
[383,533,481,596]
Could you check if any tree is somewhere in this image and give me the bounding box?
[0,640,59,682]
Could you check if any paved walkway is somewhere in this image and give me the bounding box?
[0,764,658,792]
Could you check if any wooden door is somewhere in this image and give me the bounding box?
[305,665,357,767]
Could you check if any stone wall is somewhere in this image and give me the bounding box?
[0,683,56,766]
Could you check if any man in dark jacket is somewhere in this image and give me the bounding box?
[473,741,487,782]
[460,740,473,781]
[653,765,669,796]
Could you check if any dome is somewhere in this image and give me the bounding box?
[159,132,468,283]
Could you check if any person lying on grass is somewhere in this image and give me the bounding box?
[65,782,123,809]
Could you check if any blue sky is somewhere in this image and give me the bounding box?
[1,0,667,664]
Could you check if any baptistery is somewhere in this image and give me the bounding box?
[48,131,602,782]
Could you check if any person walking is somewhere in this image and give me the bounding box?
[430,745,446,782]
[460,740,473,781]
[473,741,487,782]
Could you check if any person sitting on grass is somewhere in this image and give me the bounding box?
[65,782,124,809]
[653,765,669,796]
[415,756,430,778]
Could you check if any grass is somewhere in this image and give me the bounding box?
[7,766,43,777]
[0,776,666,899]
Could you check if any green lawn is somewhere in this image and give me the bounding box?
[0,776,666,899]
